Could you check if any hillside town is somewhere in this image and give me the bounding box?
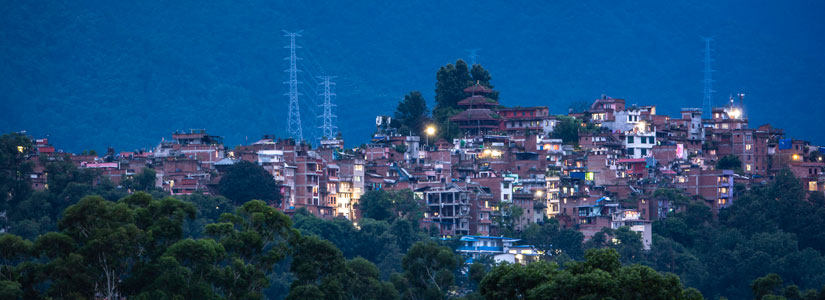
[17,83,825,257]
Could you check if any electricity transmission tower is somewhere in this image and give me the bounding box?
[466,48,480,65]
[702,37,715,116]
[284,30,304,142]
[317,76,338,139]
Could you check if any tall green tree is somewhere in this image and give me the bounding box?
[218,161,281,205]
[397,241,459,300]
[0,133,33,218]
[360,190,394,221]
[393,91,430,136]
[716,155,743,172]
[205,200,296,299]
[552,115,581,145]
[132,167,157,191]
[289,235,347,299]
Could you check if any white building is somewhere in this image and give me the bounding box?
[611,209,652,250]
[458,235,541,264]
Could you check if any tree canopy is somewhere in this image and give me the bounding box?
[217,160,280,205]
[716,154,743,172]
[393,91,430,136]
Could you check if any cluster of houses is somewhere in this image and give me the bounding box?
[20,83,825,259]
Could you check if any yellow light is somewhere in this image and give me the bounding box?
[535,190,544,197]
[728,108,742,119]
[17,146,24,153]
[491,150,502,158]
[635,121,647,133]
[425,126,436,136]
[483,149,492,156]
[792,154,801,161]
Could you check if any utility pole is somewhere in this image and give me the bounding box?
[284,30,304,142]
[702,37,715,116]
[317,75,338,139]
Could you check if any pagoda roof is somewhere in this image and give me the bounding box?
[458,95,498,107]
[463,83,494,95]
[450,109,501,122]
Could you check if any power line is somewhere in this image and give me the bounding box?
[283,30,304,142]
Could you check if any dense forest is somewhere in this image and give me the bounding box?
[2,133,825,300]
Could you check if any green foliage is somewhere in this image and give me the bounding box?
[480,248,698,300]
[398,241,459,300]
[0,147,130,239]
[0,133,33,215]
[753,273,784,300]
[132,167,158,192]
[585,227,645,264]
[217,160,281,205]
[479,261,559,300]
[492,201,524,236]
[394,144,408,154]
[520,218,584,260]
[359,189,423,224]
[289,237,399,300]
[393,91,430,136]
[551,115,581,145]
[360,190,392,221]
[292,209,415,279]
[649,169,825,299]
[176,193,234,238]
[716,154,743,172]
[205,200,296,299]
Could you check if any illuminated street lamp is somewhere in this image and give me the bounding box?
[425,125,436,146]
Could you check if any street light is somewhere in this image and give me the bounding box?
[425,125,436,146]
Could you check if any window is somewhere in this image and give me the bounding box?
[355,165,363,171]
[809,182,818,192]
[641,148,647,156]
[746,144,752,151]
[649,137,655,144]
[627,136,634,143]
[746,164,752,172]
[627,148,635,155]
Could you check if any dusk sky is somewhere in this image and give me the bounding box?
[2,0,823,151]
